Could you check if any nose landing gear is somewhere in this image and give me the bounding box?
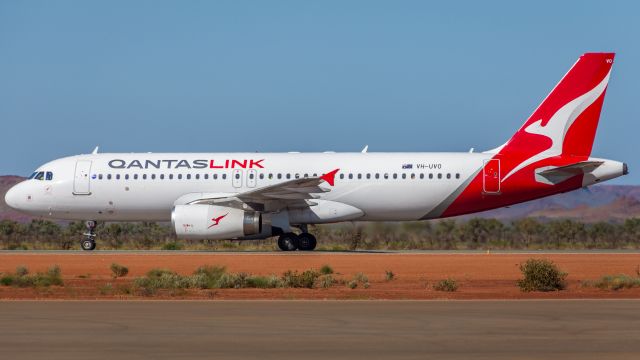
[81,220,97,251]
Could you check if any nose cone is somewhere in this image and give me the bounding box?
[4,184,20,210]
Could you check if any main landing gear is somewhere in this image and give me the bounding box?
[81,220,97,251]
[277,232,317,251]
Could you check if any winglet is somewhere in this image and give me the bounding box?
[320,168,340,186]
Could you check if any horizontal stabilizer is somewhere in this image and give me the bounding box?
[535,161,604,185]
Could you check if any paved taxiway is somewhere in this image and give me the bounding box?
[1,300,639,359]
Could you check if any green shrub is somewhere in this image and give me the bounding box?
[354,272,368,283]
[517,259,567,292]
[347,280,358,289]
[433,278,458,292]
[16,265,29,277]
[587,274,640,291]
[110,263,129,278]
[385,270,395,281]
[99,283,113,295]
[318,275,335,288]
[320,264,334,275]
[146,268,175,278]
[5,265,64,288]
[162,242,183,250]
[281,270,320,288]
[1,275,14,286]
[246,275,282,288]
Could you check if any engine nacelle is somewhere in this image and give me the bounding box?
[172,205,261,240]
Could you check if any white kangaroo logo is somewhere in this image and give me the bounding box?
[502,70,611,182]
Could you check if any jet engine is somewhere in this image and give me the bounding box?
[172,205,261,239]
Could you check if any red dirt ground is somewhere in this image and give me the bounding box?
[1,252,640,300]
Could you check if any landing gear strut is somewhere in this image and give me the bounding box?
[81,220,97,251]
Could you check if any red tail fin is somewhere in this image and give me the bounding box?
[496,53,614,182]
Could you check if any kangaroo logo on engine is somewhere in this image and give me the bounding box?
[208,213,228,228]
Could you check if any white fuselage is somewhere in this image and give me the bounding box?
[5,152,489,222]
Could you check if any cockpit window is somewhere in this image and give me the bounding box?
[30,171,53,181]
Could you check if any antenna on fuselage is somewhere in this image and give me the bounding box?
[92,146,99,154]
[361,145,369,153]
[469,147,474,153]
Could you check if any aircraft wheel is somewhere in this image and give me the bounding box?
[297,233,317,251]
[277,233,299,251]
[81,239,96,251]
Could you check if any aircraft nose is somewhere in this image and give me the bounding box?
[4,184,22,210]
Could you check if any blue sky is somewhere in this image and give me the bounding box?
[1,1,638,184]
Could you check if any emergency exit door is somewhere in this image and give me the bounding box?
[73,160,92,195]
[482,159,501,194]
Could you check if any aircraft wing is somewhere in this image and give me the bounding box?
[187,169,340,211]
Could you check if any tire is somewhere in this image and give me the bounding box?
[297,233,317,251]
[81,239,95,251]
[277,233,299,251]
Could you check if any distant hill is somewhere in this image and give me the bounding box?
[1,175,638,223]
[464,185,640,222]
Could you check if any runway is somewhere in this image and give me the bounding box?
[1,300,639,359]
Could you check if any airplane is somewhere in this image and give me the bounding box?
[4,52,627,251]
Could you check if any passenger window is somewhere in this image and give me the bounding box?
[187,174,191,180]
[107,174,112,180]
[160,174,165,180]
[99,174,104,180]
[259,174,264,179]
[402,174,407,179]
[348,174,353,179]
[268,173,273,179]
[249,173,254,179]
[142,174,146,180]
[392,173,397,179]
[213,174,217,180]
[384,173,389,179]
[286,173,291,179]
[277,174,282,179]
[419,173,424,179]
[134,174,138,180]
[446,173,451,179]
[429,173,433,179]
[204,174,209,180]
[340,174,345,179]
[169,174,174,180]
[312,173,318,177]
[304,173,308,178]
[375,173,380,179]
[410,173,415,179]
[456,173,460,179]
[222,174,227,180]
[357,174,362,179]
[195,174,200,180]
[437,173,442,179]
[125,174,130,180]
[116,174,121,180]
[295,173,300,179]
[235,173,240,179]
[178,174,182,180]
[151,174,156,180]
